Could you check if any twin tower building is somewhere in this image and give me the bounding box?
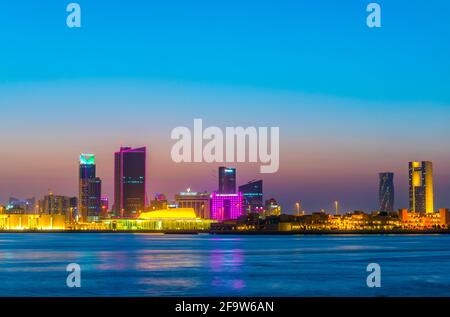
[79,147,146,222]
[379,161,434,214]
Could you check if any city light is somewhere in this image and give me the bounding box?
[211,192,244,221]
[79,154,95,165]
[1,155,448,232]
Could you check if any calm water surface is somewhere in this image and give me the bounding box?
[0,233,449,296]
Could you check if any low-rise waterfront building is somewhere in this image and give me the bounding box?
[149,194,169,211]
[175,190,211,219]
[264,198,281,216]
[102,208,215,231]
[399,208,449,229]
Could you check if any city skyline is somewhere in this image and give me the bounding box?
[1,1,450,211]
[2,0,450,303]
[1,148,446,214]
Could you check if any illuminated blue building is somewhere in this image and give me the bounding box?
[239,180,263,214]
[219,167,236,194]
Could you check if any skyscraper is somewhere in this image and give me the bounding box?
[87,177,102,221]
[114,147,146,217]
[238,180,263,214]
[79,154,101,222]
[39,192,76,222]
[409,161,434,213]
[218,167,236,194]
[379,172,394,213]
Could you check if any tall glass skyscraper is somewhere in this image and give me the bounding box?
[79,154,101,222]
[379,173,394,213]
[87,177,102,221]
[218,167,236,194]
[114,147,146,217]
[409,161,434,213]
[238,180,263,214]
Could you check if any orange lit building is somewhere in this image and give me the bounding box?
[399,208,449,229]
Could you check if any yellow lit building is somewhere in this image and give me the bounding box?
[327,213,400,231]
[399,208,448,229]
[409,161,434,213]
[102,208,216,231]
[0,214,66,230]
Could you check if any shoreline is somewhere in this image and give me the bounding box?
[0,229,449,235]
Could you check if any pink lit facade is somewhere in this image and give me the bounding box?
[211,192,243,221]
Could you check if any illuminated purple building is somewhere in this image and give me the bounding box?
[211,192,243,221]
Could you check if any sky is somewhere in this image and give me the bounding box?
[0,0,449,213]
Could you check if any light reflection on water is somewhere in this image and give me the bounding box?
[0,233,450,296]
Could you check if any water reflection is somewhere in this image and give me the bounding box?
[0,234,450,296]
[210,249,244,273]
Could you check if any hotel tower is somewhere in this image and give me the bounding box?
[79,154,102,222]
[409,161,434,213]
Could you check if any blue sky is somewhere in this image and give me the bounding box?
[0,1,449,212]
[1,0,449,102]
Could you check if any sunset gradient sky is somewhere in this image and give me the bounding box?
[1,0,449,212]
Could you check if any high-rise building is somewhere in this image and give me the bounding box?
[218,167,236,194]
[79,154,96,213]
[175,190,211,219]
[409,161,434,213]
[87,177,102,221]
[379,173,394,213]
[79,154,102,222]
[114,147,146,217]
[39,192,76,222]
[211,192,243,221]
[238,180,263,214]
